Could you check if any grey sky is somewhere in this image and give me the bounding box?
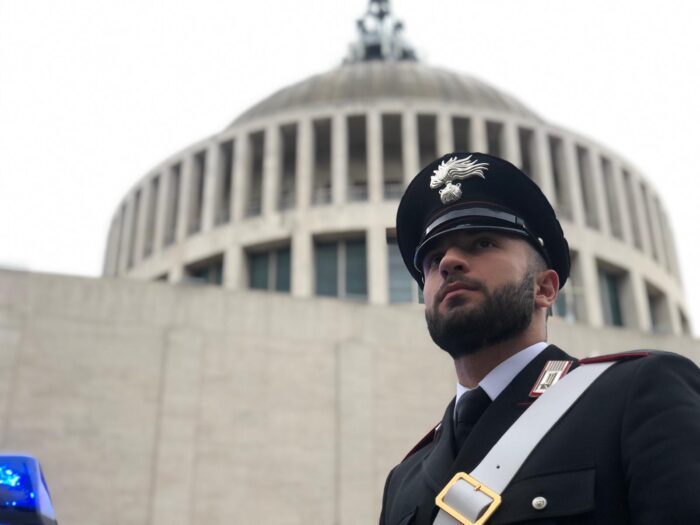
[1,0,699,335]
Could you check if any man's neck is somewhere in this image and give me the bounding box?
[453,329,544,388]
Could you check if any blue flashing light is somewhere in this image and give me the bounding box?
[0,455,57,523]
[0,469,20,489]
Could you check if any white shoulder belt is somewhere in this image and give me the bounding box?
[433,361,615,525]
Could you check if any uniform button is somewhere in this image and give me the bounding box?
[532,496,547,510]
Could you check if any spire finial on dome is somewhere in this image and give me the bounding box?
[343,0,418,63]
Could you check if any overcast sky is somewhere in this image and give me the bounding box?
[1,0,699,335]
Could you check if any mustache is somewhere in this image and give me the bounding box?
[436,276,486,304]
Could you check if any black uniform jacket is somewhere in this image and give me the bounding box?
[379,345,700,525]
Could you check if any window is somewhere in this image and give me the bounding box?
[314,237,367,300]
[144,175,159,257]
[598,266,625,327]
[312,118,332,205]
[654,199,673,273]
[163,163,181,247]
[680,309,691,335]
[622,170,643,249]
[347,115,368,201]
[575,146,599,229]
[247,131,265,216]
[552,251,584,323]
[646,282,670,334]
[418,114,437,168]
[184,254,224,286]
[279,124,297,210]
[188,151,206,234]
[216,140,234,224]
[600,157,623,240]
[452,117,470,152]
[518,128,535,179]
[248,245,291,292]
[387,234,420,303]
[639,183,659,261]
[382,114,403,199]
[127,189,141,269]
[486,121,503,157]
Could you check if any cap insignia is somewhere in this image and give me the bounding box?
[429,155,489,204]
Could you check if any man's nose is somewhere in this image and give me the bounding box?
[439,248,469,278]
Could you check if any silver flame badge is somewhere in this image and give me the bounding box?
[429,155,489,204]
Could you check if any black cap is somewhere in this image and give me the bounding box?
[396,152,570,289]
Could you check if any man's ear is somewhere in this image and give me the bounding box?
[534,269,559,309]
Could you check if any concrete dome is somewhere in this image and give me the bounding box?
[229,61,542,127]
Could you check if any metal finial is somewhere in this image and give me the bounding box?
[343,0,418,64]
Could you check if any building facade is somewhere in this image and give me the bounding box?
[103,1,690,337]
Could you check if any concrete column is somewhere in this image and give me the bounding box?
[503,120,521,168]
[402,109,419,186]
[296,118,312,211]
[168,264,184,284]
[577,249,604,328]
[367,225,388,305]
[232,134,248,223]
[470,116,488,153]
[154,169,170,256]
[367,110,383,204]
[589,149,611,235]
[202,141,220,232]
[532,127,557,207]
[291,229,313,298]
[629,270,651,332]
[223,242,245,290]
[332,114,348,205]
[561,138,586,227]
[436,111,454,157]
[176,155,193,242]
[262,125,280,216]
[610,160,633,246]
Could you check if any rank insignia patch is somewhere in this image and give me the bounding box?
[530,360,573,397]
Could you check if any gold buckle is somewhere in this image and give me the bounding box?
[435,472,502,525]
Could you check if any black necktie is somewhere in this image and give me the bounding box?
[453,386,491,451]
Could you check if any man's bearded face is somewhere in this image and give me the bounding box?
[425,268,536,358]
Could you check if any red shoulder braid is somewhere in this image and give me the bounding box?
[579,351,650,364]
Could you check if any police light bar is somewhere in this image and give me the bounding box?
[0,455,56,525]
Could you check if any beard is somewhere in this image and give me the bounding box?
[425,269,535,359]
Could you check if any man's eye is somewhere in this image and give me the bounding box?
[424,253,442,272]
[475,238,495,249]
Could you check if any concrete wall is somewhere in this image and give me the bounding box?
[1,269,699,524]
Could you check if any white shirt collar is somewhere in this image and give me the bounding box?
[455,342,549,410]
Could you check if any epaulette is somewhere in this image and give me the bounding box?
[402,422,441,461]
[579,350,650,364]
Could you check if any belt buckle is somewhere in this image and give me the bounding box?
[435,472,502,525]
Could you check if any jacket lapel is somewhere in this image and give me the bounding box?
[453,345,574,476]
[417,345,575,494]
[420,397,458,493]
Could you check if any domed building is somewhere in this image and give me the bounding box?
[103,1,689,336]
[3,3,700,524]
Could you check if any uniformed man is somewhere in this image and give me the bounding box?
[380,152,700,525]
